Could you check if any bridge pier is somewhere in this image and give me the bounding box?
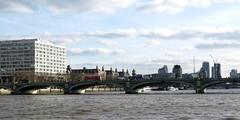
[125,89,138,94]
[195,89,204,94]
[195,79,204,94]
[63,90,70,94]
[10,91,18,95]
[125,81,137,94]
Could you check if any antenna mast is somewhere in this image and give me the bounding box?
[193,56,195,73]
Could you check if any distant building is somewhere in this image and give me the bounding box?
[230,69,238,78]
[143,65,170,80]
[157,65,169,78]
[202,62,210,78]
[71,66,106,81]
[135,74,143,80]
[212,63,221,79]
[191,73,199,79]
[182,73,194,79]
[172,65,182,79]
[118,69,129,80]
[143,74,152,80]
[158,65,168,74]
[105,68,119,80]
[199,67,206,79]
[0,39,66,83]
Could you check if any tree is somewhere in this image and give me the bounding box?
[66,65,71,74]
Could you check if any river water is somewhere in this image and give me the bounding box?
[1,89,240,120]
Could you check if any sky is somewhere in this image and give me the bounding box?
[1,0,240,77]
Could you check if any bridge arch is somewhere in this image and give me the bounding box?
[16,84,65,94]
[0,85,13,93]
[200,80,228,91]
[130,80,195,92]
[0,85,12,89]
[69,82,125,94]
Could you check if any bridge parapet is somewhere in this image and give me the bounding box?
[1,78,240,94]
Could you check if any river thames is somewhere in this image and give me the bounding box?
[0,89,240,120]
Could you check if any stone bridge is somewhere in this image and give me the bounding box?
[0,78,240,94]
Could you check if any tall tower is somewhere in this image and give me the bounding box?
[202,62,210,78]
[172,65,182,79]
[212,63,221,79]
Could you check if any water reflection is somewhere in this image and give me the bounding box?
[0,89,240,119]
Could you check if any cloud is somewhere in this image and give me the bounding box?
[0,0,135,14]
[1,0,239,15]
[81,27,240,40]
[177,46,194,51]
[39,0,136,14]
[0,33,84,47]
[68,48,124,56]
[85,28,137,38]
[0,0,35,13]
[98,40,119,47]
[144,39,161,46]
[139,27,240,40]
[136,0,237,15]
[2,27,240,45]
[195,42,240,49]
[40,34,83,46]
[3,27,240,48]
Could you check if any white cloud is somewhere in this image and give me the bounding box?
[0,33,83,47]
[136,0,237,15]
[98,40,119,47]
[139,27,240,40]
[3,27,240,48]
[3,27,240,46]
[85,28,137,38]
[41,34,83,46]
[1,0,239,15]
[0,0,34,13]
[39,0,136,14]
[68,48,124,56]
[144,39,161,46]
[195,41,240,49]
[0,0,136,14]
[82,27,240,40]
[177,46,194,51]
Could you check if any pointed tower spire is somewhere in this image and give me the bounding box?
[102,66,104,71]
[96,65,99,70]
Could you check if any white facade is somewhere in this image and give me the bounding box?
[0,39,66,81]
[34,39,66,74]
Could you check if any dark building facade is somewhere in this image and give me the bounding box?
[202,62,210,78]
[212,63,221,79]
[172,65,182,79]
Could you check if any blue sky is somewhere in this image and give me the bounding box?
[1,0,240,77]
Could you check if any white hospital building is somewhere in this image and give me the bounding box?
[0,39,66,83]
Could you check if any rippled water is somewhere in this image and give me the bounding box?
[1,89,240,120]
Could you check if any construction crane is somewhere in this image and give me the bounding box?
[210,54,217,63]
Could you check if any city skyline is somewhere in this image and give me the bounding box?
[1,0,240,77]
